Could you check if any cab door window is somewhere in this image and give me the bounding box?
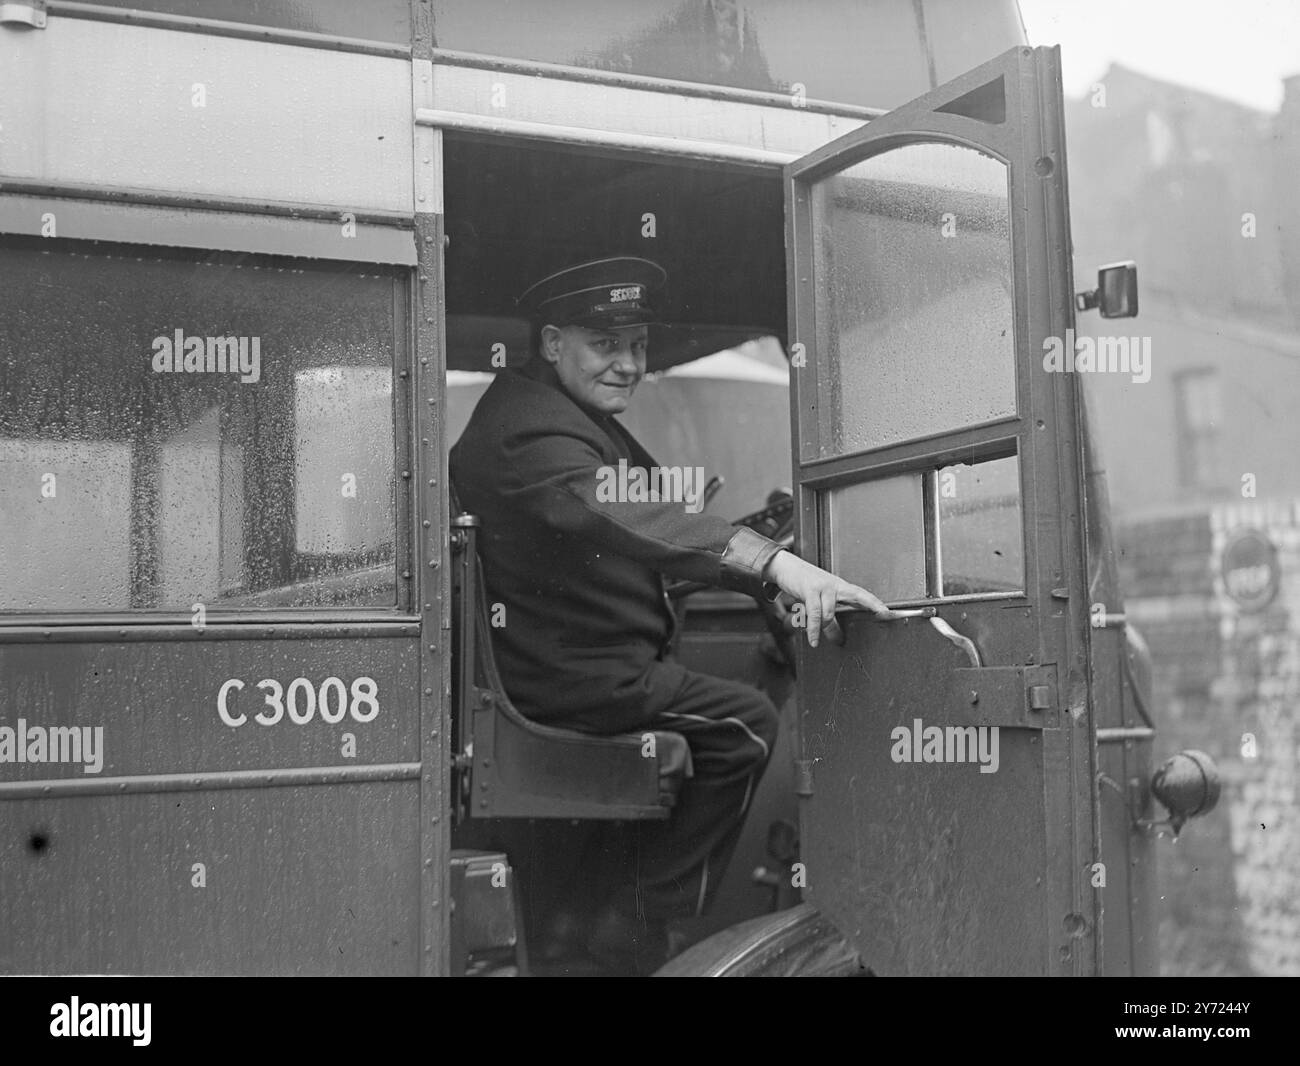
[810,141,1016,459]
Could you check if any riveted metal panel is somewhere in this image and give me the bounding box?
[0,15,413,213]
[412,205,450,975]
[0,637,418,778]
[411,0,451,966]
[2,782,421,975]
[0,633,423,973]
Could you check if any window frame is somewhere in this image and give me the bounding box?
[0,232,415,622]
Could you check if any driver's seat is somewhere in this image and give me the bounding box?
[450,506,692,822]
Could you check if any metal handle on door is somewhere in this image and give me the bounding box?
[927,616,983,668]
[869,607,983,668]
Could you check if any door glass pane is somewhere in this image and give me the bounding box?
[810,141,1015,458]
[937,454,1023,595]
[824,473,926,603]
[0,240,399,612]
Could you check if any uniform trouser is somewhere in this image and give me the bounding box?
[577,666,781,923]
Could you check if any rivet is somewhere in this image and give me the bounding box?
[401,470,411,479]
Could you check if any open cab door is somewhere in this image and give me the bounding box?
[785,46,1098,975]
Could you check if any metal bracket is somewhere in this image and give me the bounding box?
[947,664,1058,729]
[0,1,46,28]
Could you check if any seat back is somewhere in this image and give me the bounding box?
[449,497,689,821]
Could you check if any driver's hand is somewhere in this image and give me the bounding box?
[763,550,900,647]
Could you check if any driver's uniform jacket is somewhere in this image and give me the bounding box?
[449,357,783,733]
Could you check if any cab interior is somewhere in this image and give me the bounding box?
[442,135,802,973]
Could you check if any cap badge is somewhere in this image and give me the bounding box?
[608,285,642,303]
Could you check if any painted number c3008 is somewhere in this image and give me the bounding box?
[217,676,379,727]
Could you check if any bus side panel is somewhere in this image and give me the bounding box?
[0,634,426,975]
[1,784,420,976]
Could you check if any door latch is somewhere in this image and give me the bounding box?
[948,664,1059,729]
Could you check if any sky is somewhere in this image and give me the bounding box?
[1018,0,1300,112]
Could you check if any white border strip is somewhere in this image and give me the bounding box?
[415,108,796,167]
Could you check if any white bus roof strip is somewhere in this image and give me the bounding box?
[415,108,796,167]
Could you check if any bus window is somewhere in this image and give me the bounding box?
[0,238,401,612]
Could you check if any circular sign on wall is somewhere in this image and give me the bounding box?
[1220,528,1281,613]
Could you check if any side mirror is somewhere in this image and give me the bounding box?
[1149,749,1220,834]
[1075,260,1138,318]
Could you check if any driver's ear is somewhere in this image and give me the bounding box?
[540,324,563,364]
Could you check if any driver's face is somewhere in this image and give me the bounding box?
[542,324,648,415]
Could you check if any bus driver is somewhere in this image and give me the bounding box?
[450,256,896,974]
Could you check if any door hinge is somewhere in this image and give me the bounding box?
[0,1,46,28]
[794,759,814,797]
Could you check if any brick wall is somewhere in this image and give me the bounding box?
[1118,500,1300,975]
